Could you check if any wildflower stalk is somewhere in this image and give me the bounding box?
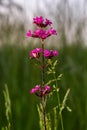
[41,39,47,130]
[27,16,71,130]
[27,16,59,130]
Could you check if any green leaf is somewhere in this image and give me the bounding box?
[3,84,11,122]
[3,84,12,130]
[66,106,72,112]
[46,113,52,130]
[53,60,58,67]
[57,74,63,81]
[60,89,70,114]
[53,107,57,130]
[58,74,63,78]
[37,104,44,130]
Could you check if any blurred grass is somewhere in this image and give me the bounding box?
[0,44,87,130]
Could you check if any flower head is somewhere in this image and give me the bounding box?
[26,16,57,40]
[33,16,52,27]
[30,85,40,94]
[44,49,58,58]
[52,50,58,56]
[47,27,57,36]
[30,48,42,58]
[26,30,32,37]
[30,85,51,97]
[26,28,57,40]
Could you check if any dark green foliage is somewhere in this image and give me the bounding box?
[0,44,87,130]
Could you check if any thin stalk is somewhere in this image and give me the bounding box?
[42,42,45,87]
[54,74,64,130]
[41,39,47,130]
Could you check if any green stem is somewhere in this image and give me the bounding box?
[41,40,47,130]
[54,74,64,130]
[42,42,45,87]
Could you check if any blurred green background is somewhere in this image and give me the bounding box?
[0,0,87,130]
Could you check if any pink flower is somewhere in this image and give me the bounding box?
[30,85,51,97]
[33,16,52,27]
[35,85,41,91]
[30,88,36,94]
[45,85,51,91]
[30,48,42,58]
[44,85,51,94]
[47,28,57,36]
[44,49,58,58]
[33,29,47,39]
[30,85,40,94]
[52,50,58,56]
[45,19,52,26]
[44,50,52,58]
[26,30,32,37]
[26,28,57,40]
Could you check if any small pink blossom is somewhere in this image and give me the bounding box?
[45,19,52,26]
[30,48,42,58]
[45,85,51,91]
[44,49,58,58]
[47,28,57,36]
[43,50,52,58]
[26,30,32,37]
[35,85,41,91]
[33,16,52,27]
[52,50,58,56]
[30,88,36,94]
[30,85,40,94]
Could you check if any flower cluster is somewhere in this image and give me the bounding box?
[27,16,58,97]
[30,48,58,59]
[33,16,52,27]
[26,16,67,130]
[26,16,57,40]
[30,85,51,97]
[27,28,57,39]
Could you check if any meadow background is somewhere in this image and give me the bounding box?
[0,0,87,130]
